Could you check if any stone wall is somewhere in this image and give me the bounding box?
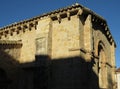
[0,3,116,89]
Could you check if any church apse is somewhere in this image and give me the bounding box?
[0,3,116,89]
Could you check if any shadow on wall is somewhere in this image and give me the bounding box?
[0,52,99,89]
[0,50,21,89]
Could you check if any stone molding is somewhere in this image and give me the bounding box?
[0,40,22,45]
[0,21,37,39]
[0,40,22,49]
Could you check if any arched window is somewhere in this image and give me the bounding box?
[98,44,107,88]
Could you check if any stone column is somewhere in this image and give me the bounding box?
[83,14,93,61]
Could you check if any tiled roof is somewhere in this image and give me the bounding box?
[116,68,120,72]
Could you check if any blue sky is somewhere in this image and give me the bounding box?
[0,0,120,68]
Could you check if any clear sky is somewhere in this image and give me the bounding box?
[0,0,120,68]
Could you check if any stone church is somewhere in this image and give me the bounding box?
[0,3,116,89]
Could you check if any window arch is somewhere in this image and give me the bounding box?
[98,42,107,88]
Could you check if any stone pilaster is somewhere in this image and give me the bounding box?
[48,19,53,58]
[83,14,93,61]
[110,42,116,89]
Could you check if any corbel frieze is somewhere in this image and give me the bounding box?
[0,21,38,39]
[92,15,115,46]
[0,40,22,48]
[50,7,83,22]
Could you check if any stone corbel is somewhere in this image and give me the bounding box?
[17,26,22,34]
[110,39,113,43]
[92,16,95,22]
[57,14,61,23]
[4,30,9,37]
[29,23,34,30]
[29,21,38,30]
[17,26,22,30]
[10,28,16,36]
[0,32,4,38]
[67,11,70,20]
[29,23,34,27]
[106,30,110,35]
[34,21,38,30]
[23,25,28,29]
[108,34,112,39]
[50,14,58,21]
[77,8,83,17]
[23,24,28,32]
[105,26,108,31]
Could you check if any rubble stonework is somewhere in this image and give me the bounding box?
[0,3,116,89]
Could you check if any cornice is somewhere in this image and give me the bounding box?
[0,40,22,45]
[0,40,22,49]
[0,3,116,47]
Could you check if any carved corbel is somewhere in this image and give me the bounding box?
[0,32,4,36]
[17,26,22,34]
[23,24,28,32]
[23,24,28,29]
[57,14,61,23]
[29,23,34,30]
[4,30,9,37]
[110,39,113,43]
[106,31,110,35]
[77,8,83,17]
[34,21,38,30]
[67,11,70,20]
[108,34,112,39]
[105,26,108,31]
[10,28,15,36]
[17,26,22,30]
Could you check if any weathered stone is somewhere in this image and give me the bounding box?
[0,3,116,89]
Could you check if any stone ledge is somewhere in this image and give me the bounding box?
[0,40,22,45]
